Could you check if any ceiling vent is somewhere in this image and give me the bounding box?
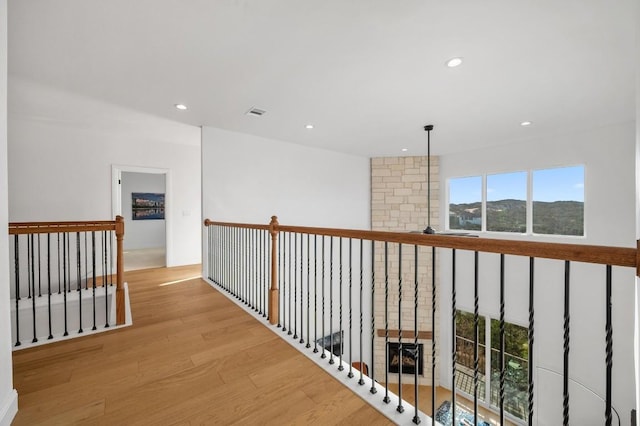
[245,107,266,117]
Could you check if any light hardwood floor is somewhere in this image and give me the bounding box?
[12,265,391,425]
[123,247,166,271]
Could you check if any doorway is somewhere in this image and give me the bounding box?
[112,165,170,271]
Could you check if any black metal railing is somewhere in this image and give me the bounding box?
[206,221,270,319]
[204,217,638,426]
[454,334,530,420]
[9,218,126,347]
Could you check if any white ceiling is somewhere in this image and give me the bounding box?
[7,1,637,157]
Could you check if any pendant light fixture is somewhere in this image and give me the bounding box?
[423,124,436,234]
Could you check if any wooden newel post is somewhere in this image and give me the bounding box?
[115,215,125,325]
[268,216,279,325]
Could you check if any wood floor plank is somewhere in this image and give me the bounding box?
[45,398,106,425]
[231,389,317,426]
[293,387,389,425]
[12,264,391,425]
[15,382,110,426]
[13,363,73,396]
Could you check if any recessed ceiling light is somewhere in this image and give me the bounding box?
[401,148,408,152]
[175,104,188,110]
[305,124,314,129]
[521,121,532,126]
[446,57,463,68]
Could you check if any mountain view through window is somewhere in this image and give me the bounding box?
[449,166,584,236]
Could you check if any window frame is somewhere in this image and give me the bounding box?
[447,175,483,232]
[446,165,585,237]
[485,171,528,234]
[455,309,530,423]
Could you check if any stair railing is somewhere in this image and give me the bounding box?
[8,216,125,347]
[204,216,638,426]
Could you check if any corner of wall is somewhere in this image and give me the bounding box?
[634,1,640,415]
[0,1,17,423]
[0,389,17,426]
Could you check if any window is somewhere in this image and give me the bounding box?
[532,166,584,236]
[455,310,529,421]
[489,319,528,420]
[449,176,482,231]
[486,171,527,233]
[455,310,487,402]
[447,165,584,236]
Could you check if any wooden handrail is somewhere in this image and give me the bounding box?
[9,220,118,236]
[204,219,638,269]
[10,220,118,227]
[8,217,126,326]
[205,217,640,327]
[204,219,269,231]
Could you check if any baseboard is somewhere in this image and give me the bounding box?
[0,389,18,426]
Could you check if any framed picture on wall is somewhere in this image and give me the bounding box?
[132,192,165,220]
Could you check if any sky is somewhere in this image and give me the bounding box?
[449,176,482,204]
[449,166,584,204]
[532,166,584,202]
[487,171,527,202]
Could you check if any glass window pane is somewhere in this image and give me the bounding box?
[455,310,486,402]
[486,171,527,233]
[532,166,584,236]
[449,176,482,231]
[490,319,529,421]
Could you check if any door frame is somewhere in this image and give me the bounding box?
[111,164,172,267]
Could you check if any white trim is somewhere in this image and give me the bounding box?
[165,170,174,267]
[0,389,18,426]
[111,164,171,266]
[636,278,640,419]
[526,169,533,236]
[200,127,208,279]
[111,166,122,221]
[11,283,132,351]
[446,165,585,238]
[481,174,487,233]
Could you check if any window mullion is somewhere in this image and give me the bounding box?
[526,169,533,235]
[485,315,491,404]
[481,174,487,232]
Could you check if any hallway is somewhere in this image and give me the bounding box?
[12,265,389,425]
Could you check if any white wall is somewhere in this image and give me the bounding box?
[201,125,372,366]
[439,121,636,423]
[636,3,640,413]
[0,1,17,424]
[121,171,166,250]
[201,126,370,228]
[8,78,201,267]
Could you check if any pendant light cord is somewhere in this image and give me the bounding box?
[423,125,435,234]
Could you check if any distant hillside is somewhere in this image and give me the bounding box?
[531,200,584,235]
[449,199,583,235]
